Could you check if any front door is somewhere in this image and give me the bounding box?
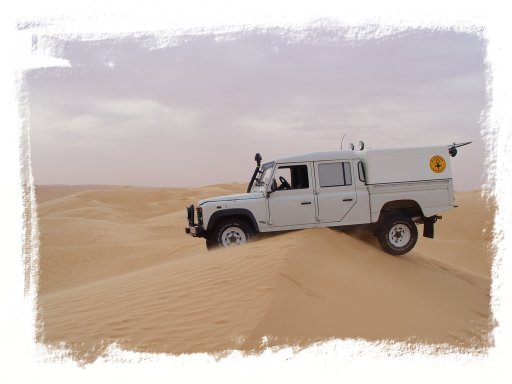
[267,162,316,227]
[314,160,357,224]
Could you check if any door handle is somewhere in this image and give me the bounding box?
[342,198,353,202]
[301,201,312,205]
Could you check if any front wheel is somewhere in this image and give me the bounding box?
[208,219,254,249]
[377,213,418,256]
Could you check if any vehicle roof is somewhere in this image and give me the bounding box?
[274,150,363,163]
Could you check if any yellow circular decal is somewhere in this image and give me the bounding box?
[430,155,446,173]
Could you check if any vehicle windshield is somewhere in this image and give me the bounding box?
[251,162,274,192]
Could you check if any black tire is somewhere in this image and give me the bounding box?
[209,218,254,249]
[377,213,418,256]
[205,239,215,250]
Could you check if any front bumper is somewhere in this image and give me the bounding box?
[185,225,206,237]
[185,204,206,238]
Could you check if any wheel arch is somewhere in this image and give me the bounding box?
[377,199,424,223]
[206,209,259,233]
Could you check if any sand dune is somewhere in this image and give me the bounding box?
[35,185,494,362]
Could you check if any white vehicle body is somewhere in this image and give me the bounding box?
[186,144,461,255]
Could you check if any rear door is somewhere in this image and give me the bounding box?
[314,160,357,224]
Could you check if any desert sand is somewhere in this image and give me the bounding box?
[34,184,495,362]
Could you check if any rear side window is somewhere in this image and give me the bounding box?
[358,161,366,183]
[318,162,352,187]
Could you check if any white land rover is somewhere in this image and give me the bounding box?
[185,142,470,255]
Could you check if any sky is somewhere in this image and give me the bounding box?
[26,28,487,190]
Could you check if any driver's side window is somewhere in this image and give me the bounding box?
[272,164,309,191]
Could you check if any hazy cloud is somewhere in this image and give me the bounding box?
[27,28,487,189]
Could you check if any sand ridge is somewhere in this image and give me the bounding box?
[35,185,494,362]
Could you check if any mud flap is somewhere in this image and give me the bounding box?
[423,215,441,239]
[423,220,434,238]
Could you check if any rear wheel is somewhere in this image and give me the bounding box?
[378,213,418,256]
[208,219,254,249]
